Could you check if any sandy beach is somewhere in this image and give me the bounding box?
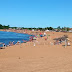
[0,31,72,72]
[0,0,72,71]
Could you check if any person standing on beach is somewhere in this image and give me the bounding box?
[3,43,6,49]
[12,41,14,45]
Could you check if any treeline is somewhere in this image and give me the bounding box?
[0,24,10,29]
[56,26,70,31]
[0,24,70,31]
[11,27,53,31]
[11,26,70,31]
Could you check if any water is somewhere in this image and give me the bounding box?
[0,31,32,47]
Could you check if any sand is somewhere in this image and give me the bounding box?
[0,31,72,72]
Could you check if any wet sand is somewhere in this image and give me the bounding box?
[0,31,72,72]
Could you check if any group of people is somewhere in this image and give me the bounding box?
[0,41,21,49]
[54,39,63,45]
[0,35,37,48]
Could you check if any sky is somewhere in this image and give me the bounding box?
[0,0,72,28]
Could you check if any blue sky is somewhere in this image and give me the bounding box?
[0,0,72,28]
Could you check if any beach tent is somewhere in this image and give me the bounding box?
[45,30,49,32]
[32,29,34,31]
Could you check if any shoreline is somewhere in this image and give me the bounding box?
[0,30,36,48]
[0,29,72,49]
